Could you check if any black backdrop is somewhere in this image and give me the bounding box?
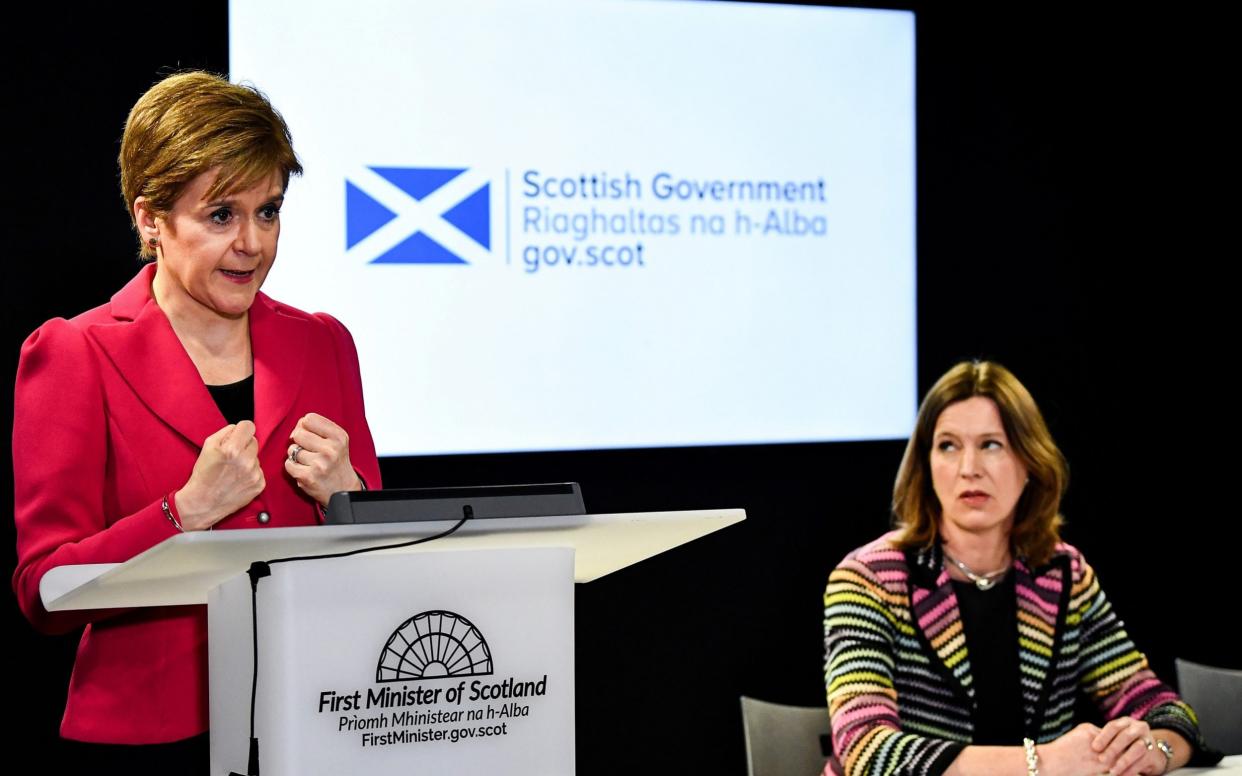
[3,3,1236,773]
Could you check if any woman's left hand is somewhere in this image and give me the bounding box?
[1091,716,1165,776]
[285,413,362,506]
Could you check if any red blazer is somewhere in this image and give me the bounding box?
[12,263,382,744]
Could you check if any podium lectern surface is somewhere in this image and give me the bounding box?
[41,508,745,611]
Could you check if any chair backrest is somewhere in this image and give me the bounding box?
[1175,658,1242,755]
[740,696,832,776]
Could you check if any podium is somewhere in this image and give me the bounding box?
[41,509,744,775]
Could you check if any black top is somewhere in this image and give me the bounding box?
[952,572,1026,745]
[205,374,255,425]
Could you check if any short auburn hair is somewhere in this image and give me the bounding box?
[119,71,303,258]
[891,361,1068,567]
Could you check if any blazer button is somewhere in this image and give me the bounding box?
[257,511,271,524]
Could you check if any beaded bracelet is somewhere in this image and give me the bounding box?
[1023,737,1040,776]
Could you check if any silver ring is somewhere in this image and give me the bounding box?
[1143,738,1154,751]
[289,444,303,465]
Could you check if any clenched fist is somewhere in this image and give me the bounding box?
[284,413,362,506]
[175,420,265,531]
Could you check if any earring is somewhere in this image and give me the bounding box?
[148,236,159,248]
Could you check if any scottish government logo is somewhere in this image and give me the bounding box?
[346,167,491,265]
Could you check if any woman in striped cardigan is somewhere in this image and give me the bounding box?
[823,362,1215,776]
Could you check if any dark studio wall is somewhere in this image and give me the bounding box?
[2,3,1235,773]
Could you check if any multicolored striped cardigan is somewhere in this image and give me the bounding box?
[823,534,1206,776]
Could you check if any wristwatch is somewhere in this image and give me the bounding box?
[1154,739,1174,774]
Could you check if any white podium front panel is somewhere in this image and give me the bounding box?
[209,547,574,776]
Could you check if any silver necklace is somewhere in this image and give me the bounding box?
[943,550,1010,591]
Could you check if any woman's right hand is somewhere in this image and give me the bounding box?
[175,421,265,531]
[1038,723,1107,776]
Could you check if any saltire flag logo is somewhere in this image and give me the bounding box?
[346,167,491,264]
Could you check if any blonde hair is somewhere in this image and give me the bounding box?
[891,361,1068,567]
[119,71,302,258]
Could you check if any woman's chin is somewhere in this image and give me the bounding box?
[941,511,1013,538]
[206,291,259,319]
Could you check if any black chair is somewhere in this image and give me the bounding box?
[740,696,832,776]
[1175,658,1242,755]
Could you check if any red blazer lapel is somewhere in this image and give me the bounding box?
[89,265,225,448]
[248,292,310,454]
[85,265,313,454]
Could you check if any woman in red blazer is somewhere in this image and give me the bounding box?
[11,72,382,772]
